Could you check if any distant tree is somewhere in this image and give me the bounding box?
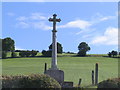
[11,52,17,58]
[25,51,31,57]
[19,50,38,57]
[111,50,117,57]
[19,52,26,57]
[2,37,15,52]
[2,51,7,59]
[42,50,46,56]
[15,50,21,52]
[108,52,112,57]
[77,42,90,56]
[42,50,52,57]
[49,42,63,54]
[31,50,38,57]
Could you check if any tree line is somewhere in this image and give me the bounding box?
[1,37,91,58]
[1,37,39,59]
[1,37,119,59]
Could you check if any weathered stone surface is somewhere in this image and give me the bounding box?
[44,69,64,84]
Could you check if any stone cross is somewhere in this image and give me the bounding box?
[49,14,61,70]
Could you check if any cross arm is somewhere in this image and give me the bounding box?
[56,18,61,22]
[49,18,53,22]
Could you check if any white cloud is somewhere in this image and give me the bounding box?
[91,13,116,24]
[16,22,30,28]
[69,13,117,35]
[33,22,52,30]
[16,13,47,21]
[30,13,47,20]
[7,12,15,16]
[15,12,117,33]
[15,13,50,30]
[99,16,114,21]
[58,19,91,30]
[90,27,118,45]
[16,16,28,21]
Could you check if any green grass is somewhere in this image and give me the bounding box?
[2,56,118,87]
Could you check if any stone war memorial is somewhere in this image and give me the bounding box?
[44,14,73,88]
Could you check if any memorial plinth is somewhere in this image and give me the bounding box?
[44,70,64,84]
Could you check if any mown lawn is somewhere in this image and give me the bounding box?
[1,56,118,87]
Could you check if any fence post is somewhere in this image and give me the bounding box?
[92,70,94,85]
[95,63,98,85]
[78,78,82,88]
[44,63,47,72]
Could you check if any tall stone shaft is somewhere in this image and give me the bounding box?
[52,29,57,69]
[49,14,61,70]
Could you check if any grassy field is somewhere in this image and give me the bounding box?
[1,54,118,87]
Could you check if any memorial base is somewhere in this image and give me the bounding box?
[44,69,64,84]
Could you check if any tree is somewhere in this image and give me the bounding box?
[31,50,38,57]
[49,42,63,54]
[2,51,7,59]
[108,52,112,57]
[77,42,90,56]
[19,52,26,57]
[111,50,117,57]
[2,37,15,52]
[42,50,52,57]
[11,52,17,58]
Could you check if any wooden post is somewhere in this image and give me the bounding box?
[92,70,94,85]
[78,78,82,88]
[44,63,47,72]
[95,63,98,85]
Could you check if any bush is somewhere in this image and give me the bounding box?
[77,50,86,56]
[98,78,120,89]
[42,50,52,57]
[19,52,26,57]
[25,51,31,57]
[2,51,7,59]
[31,50,38,57]
[19,50,38,57]
[11,52,17,58]
[2,74,61,88]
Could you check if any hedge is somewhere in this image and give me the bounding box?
[2,74,61,88]
[97,77,120,89]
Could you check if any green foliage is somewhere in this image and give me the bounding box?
[108,52,112,57]
[98,78,120,88]
[19,50,38,57]
[25,51,31,57]
[78,42,90,56]
[11,52,17,58]
[2,37,15,52]
[111,50,117,57]
[42,50,52,57]
[108,50,118,57]
[2,74,61,88]
[49,42,63,54]
[31,50,38,57]
[2,51,7,59]
[19,52,26,57]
